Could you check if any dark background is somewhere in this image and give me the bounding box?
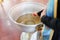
[57,0,60,19]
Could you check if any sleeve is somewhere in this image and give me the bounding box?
[41,16,57,30]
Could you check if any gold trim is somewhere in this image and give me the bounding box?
[49,29,54,40]
[50,0,58,40]
[54,0,58,18]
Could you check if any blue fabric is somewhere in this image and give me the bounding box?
[46,0,54,17]
[43,26,52,40]
[43,0,54,40]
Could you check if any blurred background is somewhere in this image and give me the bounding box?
[0,0,49,40]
